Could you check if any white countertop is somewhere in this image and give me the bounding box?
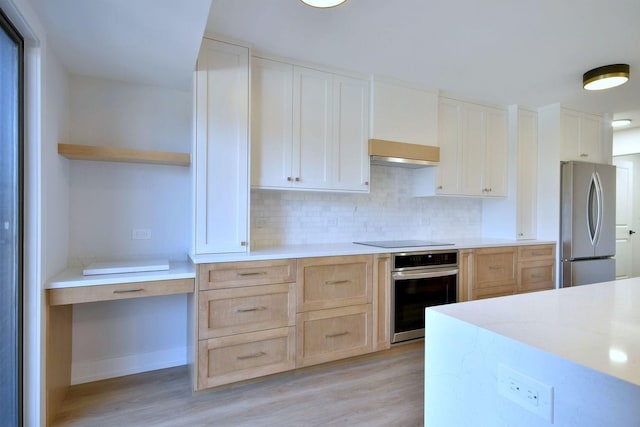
[429,278,640,386]
[46,238,554,289]
[46,261,195,289]
[190,238,556,264]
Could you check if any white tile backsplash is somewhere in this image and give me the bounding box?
[250,165,482,249]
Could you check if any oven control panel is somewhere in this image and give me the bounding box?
[392,251,458,271]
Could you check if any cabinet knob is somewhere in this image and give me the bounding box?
[518,232,524,236]
[437,185,443,190]
[287,177,293,182]
[240,241,247,246]
[364,181,369,186]
[295,177,301,182]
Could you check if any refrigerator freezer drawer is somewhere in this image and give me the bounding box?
[561,258,615,287]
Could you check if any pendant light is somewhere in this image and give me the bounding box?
[583,64,630,90]
[300,0,347,8]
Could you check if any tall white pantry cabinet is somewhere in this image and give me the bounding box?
[194,38,250,254]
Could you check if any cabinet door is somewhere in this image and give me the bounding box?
[460,104,486,196]
[484,107,508,196]
[293,66,333,190]
[579,113,604,163]
[472,246,517,299]
[197,327,295,389]
[516,109,538,239]
[560,109,580,161]
[333,75,370,192]
[296,304,372,368]
[436,98,462,195]
[251,57,293,188]
[195,39,249,254]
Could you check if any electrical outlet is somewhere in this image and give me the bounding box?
[132,228,152,240]
[498,364,554,422]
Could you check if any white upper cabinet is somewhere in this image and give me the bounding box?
[333,75,370,192]
[437,97,508,197]
[251,58,369,192]
[369,78,438,146]
[293,66,334,190]
[251,57,293,189]
[194,39,249,254]
[515,107,538,240]
[559,107,607,163]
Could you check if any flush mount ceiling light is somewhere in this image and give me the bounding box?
[583,64,630,90]
[612,119,632,128]
[300,0,347,8]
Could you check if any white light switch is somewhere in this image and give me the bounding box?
[132,228,152,240]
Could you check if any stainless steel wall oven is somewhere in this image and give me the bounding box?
[391,250,458,343]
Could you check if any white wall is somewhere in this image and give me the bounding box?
[65,75,192,384]
[250,165,483,249]
[612,127,640,156]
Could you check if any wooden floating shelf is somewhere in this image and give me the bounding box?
[58,143,191,167]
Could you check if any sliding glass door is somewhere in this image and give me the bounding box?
[0,8,23,426]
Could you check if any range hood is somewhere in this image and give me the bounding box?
[369,139,440,168]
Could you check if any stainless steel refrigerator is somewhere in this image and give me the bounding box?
[560,161,616,287]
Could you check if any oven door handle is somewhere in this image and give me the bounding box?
[392,268,459,280]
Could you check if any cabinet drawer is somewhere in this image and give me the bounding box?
[474,247,517,287]
[197,327,295,390]
[47,278,194,306]
[518,260,555,293]
[518,244,555,261]
[199,283,295,339]
[199,259,296,290]
[296,304,372,368]
[297,255,372,312]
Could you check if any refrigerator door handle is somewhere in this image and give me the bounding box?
[587,171,604,246]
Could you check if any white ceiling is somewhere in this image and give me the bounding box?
[31,0,212,90]
[207,0,640,130]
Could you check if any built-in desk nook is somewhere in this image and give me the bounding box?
[45,261,195,425]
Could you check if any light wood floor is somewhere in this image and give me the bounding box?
[52,342,424,427]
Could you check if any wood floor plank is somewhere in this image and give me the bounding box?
[52,343,424,427]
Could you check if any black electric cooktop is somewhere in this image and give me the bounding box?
[353,240,454,249]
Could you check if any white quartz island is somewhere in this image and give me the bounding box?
[424,278,640,427]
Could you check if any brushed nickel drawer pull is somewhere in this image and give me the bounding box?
[488,265,503,270]
[236,306,267,313]
[531,251,546,256]
[531,274,545,279]
[237,271,267,277]
[325,331,349,339]
[113,288,144,294]
[325,280,351,285]
[236,351,266,361]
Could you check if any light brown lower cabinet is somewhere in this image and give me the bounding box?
[194,259,297,391]
[470,246,518,300]
[296,304,373,368]
[517,244,556,293]
[459,244,556,301]
[197,327,295,389]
